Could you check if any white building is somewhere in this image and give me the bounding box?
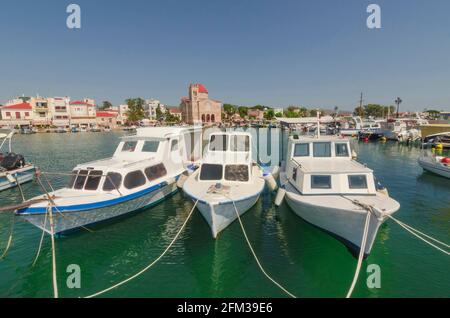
[144,99,166,120]
[48,97,71,127]
[69,99,97,128]
[0,102,33,128]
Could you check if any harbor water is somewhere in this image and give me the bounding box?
[0,130,448,297]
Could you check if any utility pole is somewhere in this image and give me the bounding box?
[395,97,402,118]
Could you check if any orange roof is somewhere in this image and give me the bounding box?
[194,83,208,93]
[96,111,117,118]
[1,102,32,110]
[70,100,95,106]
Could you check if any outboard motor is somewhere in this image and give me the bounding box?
[0,152,25,171]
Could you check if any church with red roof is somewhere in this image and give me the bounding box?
[180,83,222,125]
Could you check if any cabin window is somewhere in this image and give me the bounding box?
[124,170,146,189]
[84,170,103,190]
[294,143,309,157]
[209,135,228,151]
[171,139,178,152]
[103,172,122,191]
[311,175,331,189]
[67,170,78,188]
[142,141,160,152]
[348,175,368,189]
[313,142,331,157]
[230,135,250,152]
[225,165,249,182]
[292,167,297,181]
[200,164,223,181]
[122,141,137,152]
[74,170,89,189]
[335,143,349,157]
[145,163,167,182]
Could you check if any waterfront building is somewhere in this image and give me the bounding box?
[0,102,33,128]
[145,99,166,120]
[118,104,129,125]
[248,109,265,120]
[168,108,182,121]
[96,111,119,128]
[29,96,52,127]
[180,83,222,125]
[69,99,97,128]
[48,97,71,128]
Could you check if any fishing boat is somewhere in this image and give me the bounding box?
[183,132,265,238]
[418,153,450,178]
[16,127,202,235]
[277,130,400,257]
[339,117,381,137]
[55,126,67,133]
[0,130,36,192]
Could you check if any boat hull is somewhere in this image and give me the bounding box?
[0,166,35,192]
[19,180,178,235]
[284,193,384,257]
[418,157,450,179]
[195,193,261,238]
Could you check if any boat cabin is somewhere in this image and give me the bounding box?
[286,136,377,195]
[65,127,202,194]
[197,132,254,184]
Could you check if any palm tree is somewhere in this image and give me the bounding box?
[395,97,402,118]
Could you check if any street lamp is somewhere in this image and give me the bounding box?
[395,97,402,118]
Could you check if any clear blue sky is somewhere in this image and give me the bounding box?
[1,0,449,111]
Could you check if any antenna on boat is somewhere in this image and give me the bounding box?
[316,109,320,139]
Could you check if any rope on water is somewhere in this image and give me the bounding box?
[84,199,199,298]
[346,211,371,298]
[0,212,16,260]
[387,215,449,256]
[228,196,296,298]
[31,210,48,267]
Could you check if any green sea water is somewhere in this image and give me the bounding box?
[0,131,448,298]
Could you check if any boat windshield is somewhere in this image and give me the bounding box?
[224,164,249,182]
[335,143,349,157]
[84,170,103,191]
[209,135,228,151]
[103,172,122,191]
[142,141,160,152]
[200,164,223,181]
[230,135,250,152]
[313,142,331,157]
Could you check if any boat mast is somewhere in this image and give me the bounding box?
[316,108,320,139]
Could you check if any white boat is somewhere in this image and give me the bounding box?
[278,134,400,257]
[183,132,265,238]
[0,130,36,192]
[340,117,381,136]
[381,120,421,141]
[418,154,450,178]
[16,127,202,235]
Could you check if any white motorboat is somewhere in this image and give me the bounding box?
[340,116,381,136]
[418,153,450,179]
[16,127,202,235]
[278,134,400,257]
[183,132,265,238]
[0,130,36,192]
[381,120,421,141]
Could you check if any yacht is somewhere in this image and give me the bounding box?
[340,117,381,136]
[0,130,36,192]
[16,127,202,235]
[182,132,265,238]
[278,134,400,257]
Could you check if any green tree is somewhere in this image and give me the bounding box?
[125,98,145,124]
[164,109,180,123]
[275,112,283,117]
[155,105,163,120]
[238,106,248,118]
[223,104,237,119]
[425,109,440,119]
[100,100,113,110]
[264,109,275,120]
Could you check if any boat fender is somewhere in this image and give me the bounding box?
[441,157,450,164]
[271,166,280,180]
[176,174,189,188]
[351,149,358,160]
[274,188,286,206]
[436,144,443,151]
[265,173,278,192]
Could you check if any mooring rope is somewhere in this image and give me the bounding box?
[387,215,449,256]
[346,211,371,298]
[31,210,48,267]
[47,203,59,298]
[227,196,296,298]
[0,212,16,260]
[84,199,199,298]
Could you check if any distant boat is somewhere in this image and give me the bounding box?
[103,126,111,132]
[90,127,101,132]
[422,132,450,149]
[71,127,79,133]
[20,127,35,135]
[418,154,450,178]
[0,130,36,192]
[55,127,67,133]
[80,127,88,132]
[340,117,381,136]
[16,127,202,235]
